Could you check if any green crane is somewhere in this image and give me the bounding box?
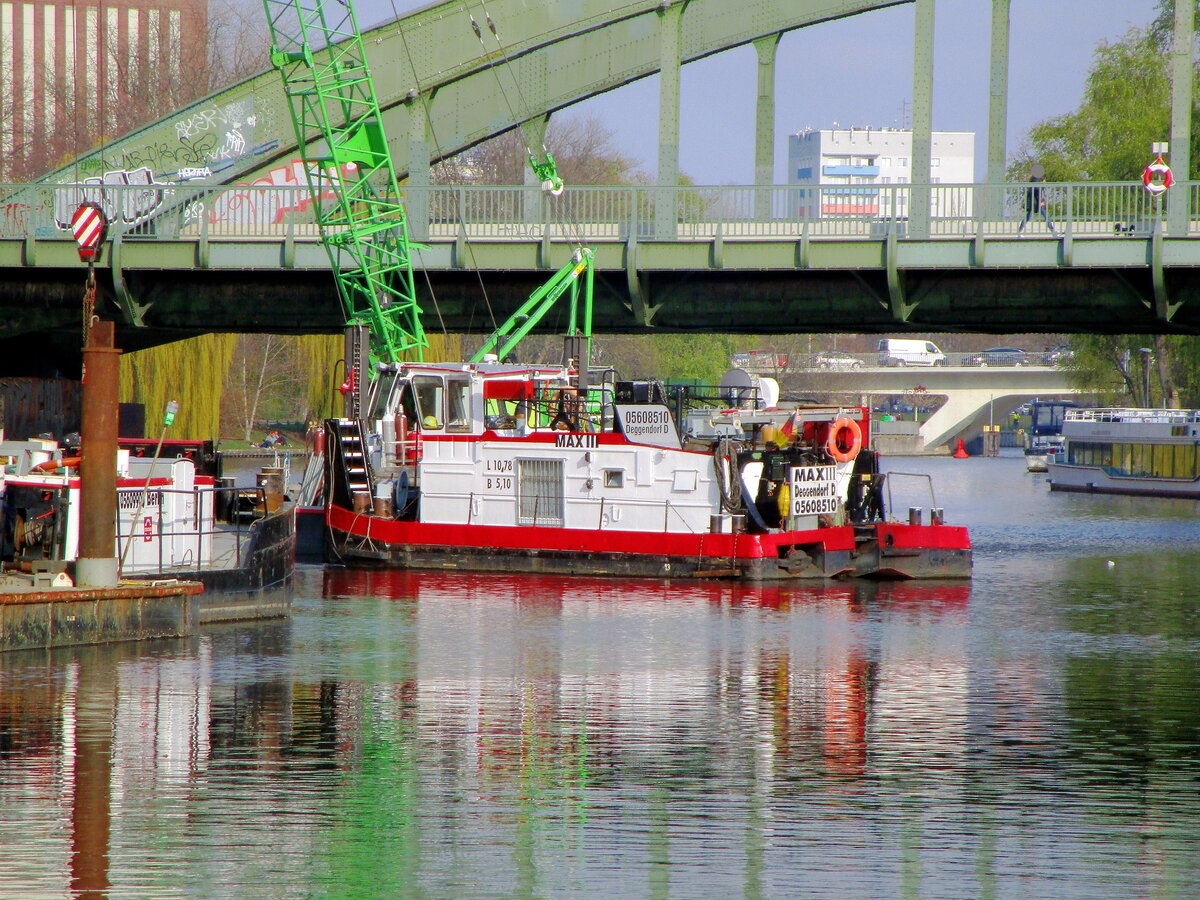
[263,0,594,376]
[262,0,426,368]
[470,247,593,364]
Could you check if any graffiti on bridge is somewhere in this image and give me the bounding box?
[52,168,168,230]
[207,160,355,226]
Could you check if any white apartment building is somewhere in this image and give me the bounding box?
[787,127,975,219]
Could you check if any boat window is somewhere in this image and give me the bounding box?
[369,371,398,421]
[1174,444,1192,478]
[1116,444,1133,475]
[446,379,472,433]
[413,376,444,429]
[517,459,564,526]
[397,382,418,430]
[1154,443,1171,477]
[604,469,624,488]
[1130,443,1147,476]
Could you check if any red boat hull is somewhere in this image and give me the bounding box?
[326,505,970,580]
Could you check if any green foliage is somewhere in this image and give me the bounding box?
[119,335,237,440]
[1150,2,1200,48]
[1062,335,1143,403]
[295,334,345,423]
[1009,29,1182,181]
[1061,334,1200,407]
[588,334,737,384]
[1015,20,1200,407]
[1160,334,1200,405]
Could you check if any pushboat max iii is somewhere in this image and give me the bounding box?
[320,358,972,581]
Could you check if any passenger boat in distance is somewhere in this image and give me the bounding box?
[1047,407,1200,498]
[1024,399,1076,473]
[321,361,971,580]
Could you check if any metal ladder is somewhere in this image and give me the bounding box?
[333,418,373,504]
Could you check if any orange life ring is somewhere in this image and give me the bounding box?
[826,417,862,463]
[33,456,81,472]
[1143,159,1173,195]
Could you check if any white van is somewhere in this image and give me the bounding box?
[877,338,946,367]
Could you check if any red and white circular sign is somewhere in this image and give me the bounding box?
[71,203,106,260]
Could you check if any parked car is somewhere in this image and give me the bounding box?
[810,350,865,370]
[966,347,1029,366]
[1043,344,1075,365]
[973,347,1030,366]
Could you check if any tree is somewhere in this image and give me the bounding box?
[2,0,269,181]
[434,114,648,187]
[119,335,237,440]
[207,0,273,91]
[1149,1,1200,49]
[223,335,309,441]
[1008,28,1184,182]
[1014,23,1200,407]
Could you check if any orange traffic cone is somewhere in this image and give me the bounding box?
[952,439,969,459]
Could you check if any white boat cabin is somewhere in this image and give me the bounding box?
[353,362,861,535]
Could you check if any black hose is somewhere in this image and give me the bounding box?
[713,439,742,513]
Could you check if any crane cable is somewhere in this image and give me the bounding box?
[391,2,497,337]
[468,2,592,252]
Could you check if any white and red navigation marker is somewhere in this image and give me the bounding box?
[71,202,107,261]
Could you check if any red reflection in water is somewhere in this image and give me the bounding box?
[322,566,970,611]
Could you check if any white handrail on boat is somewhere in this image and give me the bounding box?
[1066,408,1200,424]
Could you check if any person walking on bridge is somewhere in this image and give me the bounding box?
[1018,164,1058,237]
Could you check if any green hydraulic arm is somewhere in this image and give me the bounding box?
[469,248,594,364]
[262,0,426,368]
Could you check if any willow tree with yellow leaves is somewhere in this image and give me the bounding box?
[119,335,237,440]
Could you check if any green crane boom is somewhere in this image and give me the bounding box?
[262,0,426,368]
[470,248,593,364]
[263,0,595,375]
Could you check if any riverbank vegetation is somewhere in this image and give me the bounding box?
[1014,6,1200,407]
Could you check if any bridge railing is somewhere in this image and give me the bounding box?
[0,181,1189,242]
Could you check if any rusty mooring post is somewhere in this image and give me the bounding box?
[77,319,120,587]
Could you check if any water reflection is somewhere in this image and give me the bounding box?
[1,562,1197,897]
[319,569,973,785]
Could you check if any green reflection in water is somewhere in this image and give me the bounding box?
[327,717,422,896]
[309,682,594,895]
[1058,551,1200,766]
[1051,550,1200,892]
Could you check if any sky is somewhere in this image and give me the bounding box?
[363,0,1163,184]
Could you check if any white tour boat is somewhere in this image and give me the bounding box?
[1047,407,1200,497]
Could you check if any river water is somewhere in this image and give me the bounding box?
[2,452,1199,899]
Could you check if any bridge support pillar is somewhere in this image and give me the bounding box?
[753,35,782,221]
[909,0,935,240]
[407,94,432,243]
[1168,0,1194,237]
[655,1,683,240]
[985,0,1011,223]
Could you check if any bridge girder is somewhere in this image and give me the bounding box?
[43,0,909,188]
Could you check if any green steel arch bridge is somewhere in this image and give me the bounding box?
[2,0,1200,375]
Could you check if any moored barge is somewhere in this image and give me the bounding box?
[322,362,971,580]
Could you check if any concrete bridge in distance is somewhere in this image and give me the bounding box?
[781,364,1078,451]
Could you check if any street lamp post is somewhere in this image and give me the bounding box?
[1139,348,1153,407]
